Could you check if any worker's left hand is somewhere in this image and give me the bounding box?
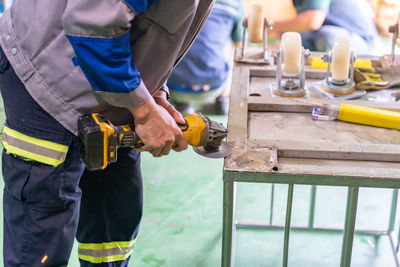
[153,90,185,125]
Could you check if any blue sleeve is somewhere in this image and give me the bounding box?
[62,0,157,107]
[66,33,141,94]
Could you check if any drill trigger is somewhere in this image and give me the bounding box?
[177,120,189,131]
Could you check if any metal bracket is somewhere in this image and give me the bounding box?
[240,17,274,64]
[224,145,280,173]
[389,20,399,65]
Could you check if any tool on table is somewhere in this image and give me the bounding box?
[239,4,274,63]
[388,12,400,65]
[312,37,366,100]
[272,32,309,98]
[311,103,400,130]
[78,113,231,171]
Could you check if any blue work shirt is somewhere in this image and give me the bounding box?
[168,0,244,93]
[293,0,377,44]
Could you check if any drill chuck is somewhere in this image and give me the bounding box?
[201,115,228,151]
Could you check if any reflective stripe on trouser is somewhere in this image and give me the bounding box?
[1,125,68,166]
[77,147,143,267]
[78,239,136,263]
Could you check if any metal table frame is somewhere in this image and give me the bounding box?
[222,173,400,267]
[222,57,400,267]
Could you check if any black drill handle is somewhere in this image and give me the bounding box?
[115,125,143,148]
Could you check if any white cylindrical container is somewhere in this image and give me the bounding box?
[247,4,264,43]
[331,37,350,82]
[281,32,302,75]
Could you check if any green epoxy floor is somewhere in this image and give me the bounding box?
[0,112,399,266]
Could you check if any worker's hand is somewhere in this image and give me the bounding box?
[153,89,186,125]
[128,98,188,157]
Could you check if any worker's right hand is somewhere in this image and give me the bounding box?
[128,98,188,157]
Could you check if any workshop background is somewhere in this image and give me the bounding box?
[1,0,400,266]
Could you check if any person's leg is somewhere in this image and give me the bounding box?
[213,42,234,115]
[313,25,349,51]
[0,47,85,266]
[76,147,143,266]
[313,25,372,54]
[300,30,318,51]
[348,32,373,55]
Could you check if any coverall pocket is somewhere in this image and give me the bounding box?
[2,151,32,203]
[2,145,82,211]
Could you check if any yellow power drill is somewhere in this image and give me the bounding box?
[78,113,231,171]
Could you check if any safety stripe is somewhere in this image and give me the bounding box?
[78,239,136,263]
[1,126,68,166]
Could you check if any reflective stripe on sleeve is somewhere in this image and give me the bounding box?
[78,239,136,263]
[1,126,69,166]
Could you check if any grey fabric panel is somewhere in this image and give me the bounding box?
[10,0,67,61]
[78,244,135,258]
[2,132,67,162]
[95,81,151,108]
[0,11,85,136]
[131,0,215,94]
[62,0,135,38]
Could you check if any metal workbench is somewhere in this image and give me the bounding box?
[222,50,400,267]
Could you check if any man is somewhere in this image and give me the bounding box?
[0,0,213,266]
[167,0,245,115]
[273,0,377,53]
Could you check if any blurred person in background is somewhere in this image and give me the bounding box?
[273,0,377,53]
[167,0,245,115]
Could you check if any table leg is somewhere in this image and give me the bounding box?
[340,186,359,267]
[283,184,294,267]
[389,189,398,232]
[397,216,400,253]
[308,185,317,229]
[222,180,237,267]
[270,184,275,225]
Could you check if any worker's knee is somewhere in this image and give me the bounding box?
[314,25,350,51]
